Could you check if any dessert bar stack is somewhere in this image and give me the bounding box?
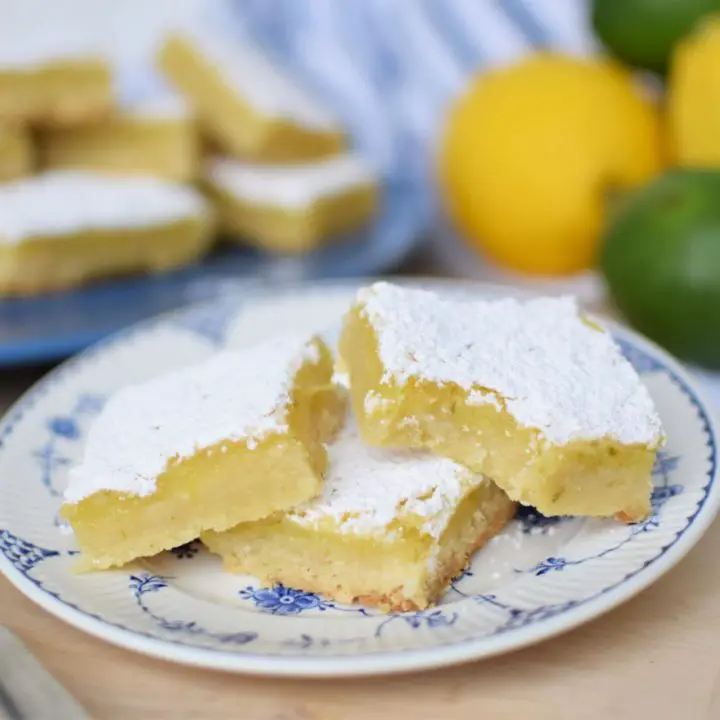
[159,28,379,253]
[40,94,199,182]
[0,0,379,297]
[62,283,664,612]
[0,1,209,296]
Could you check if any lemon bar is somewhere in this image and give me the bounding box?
[339,283,664,521]
[62,335,346,570]
[158,31,346,162]
[0,49,111,126]
[0,172,214,297]
[0,59,111,125]
[0,125,33,181]
[0,0,114,125]
[39,94,198,181]
[203,413,515,612]
[204,155,379,253]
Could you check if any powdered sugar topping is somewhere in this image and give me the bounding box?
[124,93,191,119]
[467,389,502,411]
[64,335,324,503]
[289,417,487,539]
[205,154,376,209]
[357,283,663,446]
[364,390,390,414]
[0,172,208,245]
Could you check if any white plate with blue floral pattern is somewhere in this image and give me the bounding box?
[0,280,717,677]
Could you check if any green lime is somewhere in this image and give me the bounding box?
[601,169,720,368]
[592,0,720,73]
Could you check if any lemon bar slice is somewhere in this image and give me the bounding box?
[202,414,514,612]
[40,94,198,181]
[158,31,346,162]
[0,0,113,125]
[62,335,346,570]
[0,46,111,126]
[339,283,664,521]
[204,155,379,253]
[0,125,32,181]
[0,172,214,297]
[0,58,111,125]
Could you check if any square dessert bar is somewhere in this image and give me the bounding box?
[0,172,214,297]
[62,335,346,570]
[203,414,515,611]
[40,95,198,181]
[204,155,379,253]
[340,283,664,521]
[158,31,345,162]
[0,59,111,126]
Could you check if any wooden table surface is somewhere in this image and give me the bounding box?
[2,370,720,720]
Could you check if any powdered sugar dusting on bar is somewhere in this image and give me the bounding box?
[125,93,191,119]
[357,283,663,446]
[206,154,376,209]
[364,390,390,414]
[290,417,487,539]
[0,172,207,245]
[64,335,324,503]
[467,389,502,411]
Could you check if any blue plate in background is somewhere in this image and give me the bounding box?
[0,181,425,367]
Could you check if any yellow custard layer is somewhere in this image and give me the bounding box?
[40,114,199,181]
[0,215,214,297]
[205,181,378,253]
[0,126,33,181]
[0,59,112,125]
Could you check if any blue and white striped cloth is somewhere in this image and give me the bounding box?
[222,2,720,411]
[229,0,598,185]
[185,1,720,409]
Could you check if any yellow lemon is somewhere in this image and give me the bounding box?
[668,15,720,166]
[439,53,664,276]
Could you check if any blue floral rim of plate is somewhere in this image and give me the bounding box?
[0,282,717,676]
